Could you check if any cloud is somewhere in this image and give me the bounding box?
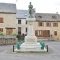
[0,0,16,3]
[0,0,60,14]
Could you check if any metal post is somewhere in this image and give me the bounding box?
[46,45,48,52]
[13,45,14,52]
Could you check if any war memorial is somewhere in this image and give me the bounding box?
[15,2,47,53]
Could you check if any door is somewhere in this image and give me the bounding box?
[35,30,50,37]
[6,28,13,35]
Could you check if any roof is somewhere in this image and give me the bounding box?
[36,13,60,22]
[16,10,60,21]
[16,10,28,19]
[0,3,16,13]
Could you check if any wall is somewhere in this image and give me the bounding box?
[17,18,60,41]
[0,35,16,45]
[34,21,60,40]
[17,19,28,35]
[0,13,17,35]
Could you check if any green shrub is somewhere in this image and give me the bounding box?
[12,32,17,35]
[0,31,3,35]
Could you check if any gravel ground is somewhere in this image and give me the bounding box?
[0,41,60,60]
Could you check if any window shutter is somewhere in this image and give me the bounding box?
[0,18,3,23]
[35,30,38,37]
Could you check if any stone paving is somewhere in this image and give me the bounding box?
[0,41,60,60]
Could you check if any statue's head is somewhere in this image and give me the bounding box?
[30,2,31,5]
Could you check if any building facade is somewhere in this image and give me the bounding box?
[0,3,17,35]
[35,13,60,40]
[17,10,60,40]
[16,10,28,35]
[0,3,60,41]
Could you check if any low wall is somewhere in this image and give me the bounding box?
[0,35,17,45]
[0,39,16,45]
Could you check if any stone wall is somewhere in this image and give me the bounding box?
[0,39,16,45]
[0,35,17,45]
[0,13,17,35]
[34,22,60,40]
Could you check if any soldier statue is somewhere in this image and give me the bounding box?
[28,2,35,18]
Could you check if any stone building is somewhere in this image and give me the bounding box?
[0,3,60,41]
[16,10,28,35]
[0,3,17,35]
[17,10,60,40]
[35,13,60,40]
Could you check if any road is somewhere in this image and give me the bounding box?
[0,41,60,60]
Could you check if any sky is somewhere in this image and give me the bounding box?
[0,0,60,14]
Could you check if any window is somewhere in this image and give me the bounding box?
[52,16,56,19]
[18,20,21,24]
[38,16,42,18]
[0,28,3,32]
[26,28,27,32]
[18,32,21,35]
[24,14,27,16]
[53,23,58,27]
[38,30,42,36]
[26,21,27,24]
[38,22,44,26]
[0,18,3,23]
[6,28,13,35]
[35,30,50,37]
[18,27,21,31]
[46,22,51,26]
[54,31,57,36]
[18,27,21,34]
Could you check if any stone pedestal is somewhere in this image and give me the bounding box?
[24,18,37,44]
[25,36,37,44]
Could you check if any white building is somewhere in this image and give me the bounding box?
[16,10,28,35]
